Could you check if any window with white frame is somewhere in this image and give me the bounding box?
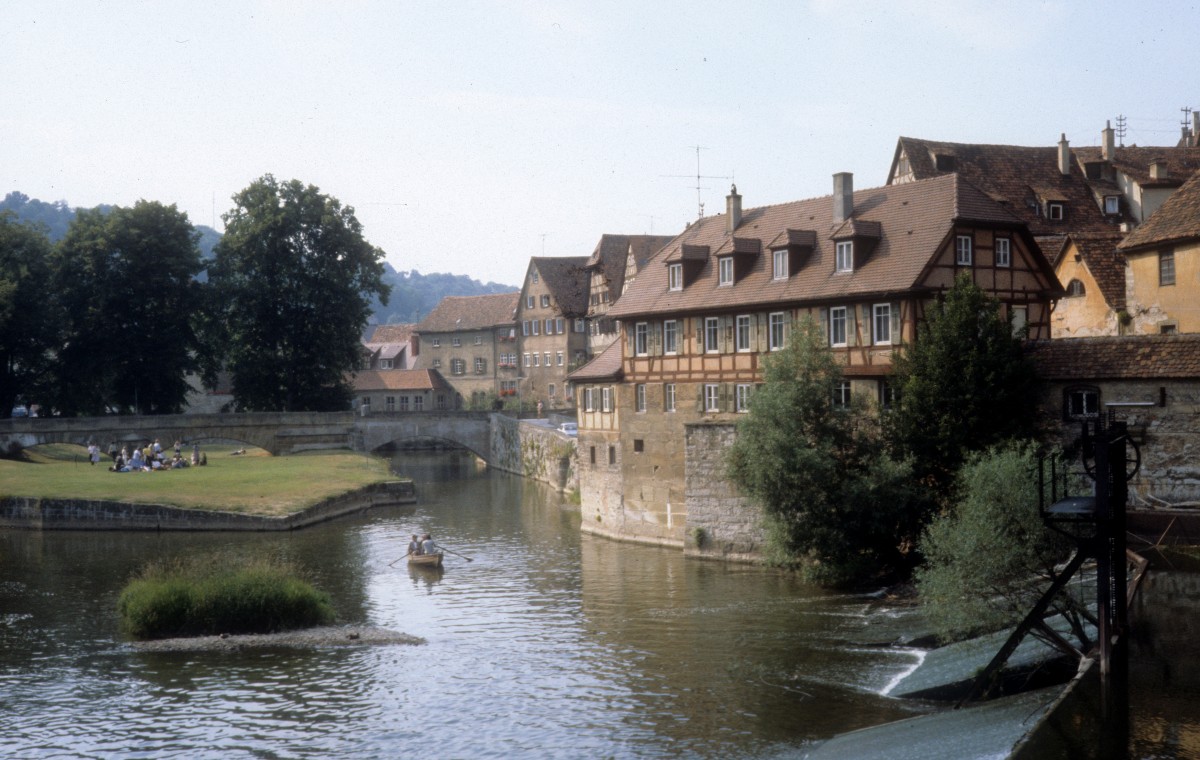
[413,395,424,411]
[556,351,563,366]
[556,318,564,334]
[995,237,1011,267]
[769,312,786,350]
[836,241,853,273]
[664,383,676,412]
[736,315,752,351]
[541,294,550,308]
[526,295,534,309]
[1048,202,1064,221]
[718,256,734,286]
[736,384,753,412]
[521,321,529,336]
[532,320,539,336]
[833,381,852,409]
[956,235,973,265]
[636,384,646,412]
[1065,386,1099,420]
[773,249,788,279]
[474,357,486,374]
[380,358,393,369]
[532,354,540,367]
[451,358,465,375]
[431,338,441,348]
[523,353,531,367]
[385,395,395,412]
[1011,305,1028,336]
[398,396,409,412]
[601,386,612,412]
[1104,196,1120,215]
[635,322,649,355]
[475,335,483,345]
[432,358,441,368]
[584,387,594,412]
[829,306,847,346]
[704,317,720,353]
[872,304,891,345]
[543,352,550,366]
[663,320,678,354]
[668,262,683,291]
[704,383,720,412]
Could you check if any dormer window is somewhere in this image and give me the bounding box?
[718,256,734,286]
[835,241,853,273]
[772,249,788,279]
[1104,196,1120,215]
[1048,202,1065,221]
[668,263,683,291]
[956,235,973,265]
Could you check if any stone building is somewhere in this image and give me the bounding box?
[582,234,673,356]
[362,324,419,370]
[516,257,590,412]
[414,292,519,408]
[352,369,454,414]
[582,174,1062,552]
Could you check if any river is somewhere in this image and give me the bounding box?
[1,450,1197,758]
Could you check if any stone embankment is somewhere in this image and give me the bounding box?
[0,480,415,531]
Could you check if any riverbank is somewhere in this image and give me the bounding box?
[129,625,425,652]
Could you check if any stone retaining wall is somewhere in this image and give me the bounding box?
[489,414,578,494]
[0,480,415,531]
[683,422,764,561]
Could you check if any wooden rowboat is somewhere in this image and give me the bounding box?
[408,552,444,568]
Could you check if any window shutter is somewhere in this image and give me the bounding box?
[720,316,732,353]
[891,302,902,344]
[783,311,793,345]
[819,308,829,345]
[756,313,768,352]
[649,321,661,355]
[861,304,872,344]
[697,385,706,413]
[719,383,731,412]
[846,307,857,347]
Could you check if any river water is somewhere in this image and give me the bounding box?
[1,450,1197,758]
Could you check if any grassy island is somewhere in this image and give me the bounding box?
[119,554,336,639]
[0,444,397,517]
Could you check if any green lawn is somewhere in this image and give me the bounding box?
[0,444,397,517]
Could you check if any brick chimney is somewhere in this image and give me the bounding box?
[726,184,742,234]
[833,172,853,223]
[1102,121,1115,160]
[1057,133,1071,175]
[1150,160,1168,180]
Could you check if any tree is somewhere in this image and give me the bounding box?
[886,274,1040,499]
[726,317,926,587]
[50,202,206,415]
[916,442,1078,644]
[0,213,59,414]
[209,176,390,412]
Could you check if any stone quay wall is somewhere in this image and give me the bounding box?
[683,422,764,562]
[0,480,415,531]
[488,414,578,494]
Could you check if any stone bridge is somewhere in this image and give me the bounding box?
[0,411,496,460]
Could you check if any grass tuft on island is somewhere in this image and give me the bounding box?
[118,553,336,640]
[0,443,399,517]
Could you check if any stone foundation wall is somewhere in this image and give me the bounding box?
[0,480,415,531]
[489,414,578,493]
[683,422,763,562]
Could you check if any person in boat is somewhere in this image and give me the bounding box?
[421,534,438,556]
[408,534,422,556]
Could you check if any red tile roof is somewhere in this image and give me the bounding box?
[1025,335,1200,380]
[363,323,416,360]
[350,369,453,392]
[567,339,623,382]
[584,234,674,303]
[609,173,1051,319]
[1058,234,1127,311]
[531,257,591,316]
[1074,146,1200,189]
[415,292,519,333]
[1118,168,1200,252]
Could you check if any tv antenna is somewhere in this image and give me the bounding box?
[1182,106,1194,142]
[662,146,732,220]
[1114,114,1127,147]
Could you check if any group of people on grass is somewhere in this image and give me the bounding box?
[97,438,207,472]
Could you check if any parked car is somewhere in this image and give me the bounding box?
[11,405,28,418]
[558,422,578,436]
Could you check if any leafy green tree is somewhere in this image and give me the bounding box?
[916,442,1077,643]
[886,274,1040,499]
[726,317,926,587]
[0,213,59,413]
[209,176,390,412]
[50,202,206,415]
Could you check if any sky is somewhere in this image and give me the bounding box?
[5,0,1199,287]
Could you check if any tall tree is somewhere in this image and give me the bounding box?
[209,176,390,411]
[51,202,205,415]
[886,274,1040,499]
[0,213,59,414]
[726,317,925,587]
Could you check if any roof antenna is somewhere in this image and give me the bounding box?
[661,146,732,220]
[1114,115,1127,147]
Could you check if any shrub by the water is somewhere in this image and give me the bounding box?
[118,553,335,640]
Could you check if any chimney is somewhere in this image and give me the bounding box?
[726,184,742,234]
[1102,121,1115,160]
[1057,133,1071,175]
[1150,160,1168,180]
[833,172,853,223]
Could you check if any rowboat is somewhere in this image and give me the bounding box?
[408,552,444,568]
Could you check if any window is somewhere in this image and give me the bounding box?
[522,321,529,336]
[736,315,752,351]
[532,354,540,367]
[523,353,531,367]
[636,384,646,412]
[668,263,683,291]
[718,256,734,286]
[995,238,1011,267]
[836,241,853,273]
[664,383,676,412]
[631,439,644,453]
[956,235,973,266]
[1011,305,1027,336]
[398,396,409,412]
[431,338,441,348]
[635,322,649,355]
[432,358,441,368]
[608,446,616,465]
[584,387,594,412]
[1065,386,1099,420]
[1048,202,1064,221]
[1067,279,1085,297]
[769,312,786,350]
[556,351,563,366]
[548,318,557,334]
[1160,250,1176,286]
[475,335,483,345]
[1161,323,1178,335]
[451,358,466,375]
[736,384,752,412]
[878,380,896,411]
[1104,196,1120,215]
[704,383,720,412]
[526,295,534,309]
[556,318,564,334]
[589,446,596,465]
[574,319,586,332]
[773,248,788,279]
[548,383,556,398]
[541,294,550,308]
[474,357,486,374]
[829,306,847,346]
[436,394,447,411]
[500,380,517,395]
[413,395,424,411]
[833,381,852,409]
[601,387,612,412]
[380,358,393,369]
[451,337,461,347]
[704,317,720,353]
[663,320,678,354]
[543,352,550,366]
[872,304,891,345]
[532,321,539,335]
[385,395,395,412]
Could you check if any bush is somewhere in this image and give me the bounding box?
[118,553,335,640]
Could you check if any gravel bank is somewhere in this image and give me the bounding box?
[129,625,425,652]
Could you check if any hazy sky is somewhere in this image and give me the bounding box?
[5,1,1197,286]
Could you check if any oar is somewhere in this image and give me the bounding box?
[388,550,414,567]
[438,546,474,562]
